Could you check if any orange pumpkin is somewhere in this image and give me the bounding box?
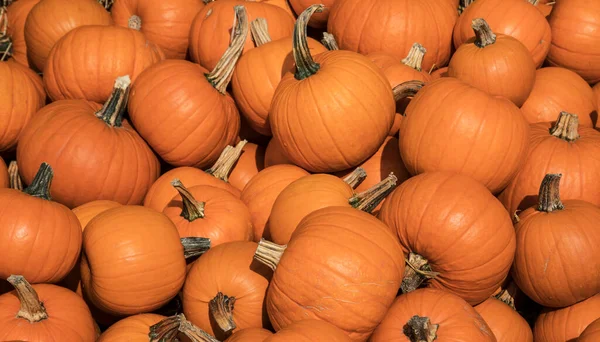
[0,157,8,188]
[4,0,40,67]
[264,320,351,342]
[228,142,266,191]
[226,328,273,342]
[579,318,600,342]
[474,298,533,342]
[533,294,600,342]
[288,0,335,29]
[72,200,123,230]
[24,0,113,72]
[97,313,166,341]
[370,288,495,341]
[533,0,553,17]
[594,82,600,110]
[429,66,448,80]
[264,138,293,167]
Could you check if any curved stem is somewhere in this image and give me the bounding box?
[6,275,48,323]
[128,15,141,30]
[206,5,248,94]
[471,18,496,48]
[8,160,23,191]
[181,237,211,259]
[293,5,324,80]
[550,111,580,142]
[209,292,236,333]
[342,167,367,189]
[179,314,220,342]
[171,179,205,221]
[250,17,271,46]
[205,140,248,182]
[393,80,425,103]
[537,174,564,213]
[321,32,339,51]
[403,316,439,342]
[349,173,398,213]
[95,75,131,127]
[254,238,287,271]
[149,315,181,342]
[401,43,427,71]
[24,163,53,200]
[401,252,440,294]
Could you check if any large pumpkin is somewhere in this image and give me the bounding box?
[97,313,166,341]
[399,77,530,194]
[264,320,351,342]
[533,294,600,342]
[579,318,600,342]
[474,298,533,342]
[4,0,40,67]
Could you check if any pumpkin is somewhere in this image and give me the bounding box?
[254,207,405,340]
[270,5,395,173]
[111,0,204,59]
[386,80,425,137]
[226,328,273,342]
[0,276,96,341]
[474,298,533,342]
[328,0,456,71]
[97,313,167,341]
[43,25,164,103]
[0,163,82,283]
[264,137,293,167]
[24,0,113,72]
[370,288,495,342]
[0,157,7,188]
[231,17,327,136]
[579,318,600,342]
[594,82,600,110]
[533,0,553,17]
[189,0,295,71]
[0,59,45,152]
[238,115,271,146]
[520,67,596,126]
[448,18,536,107]
[72,200,123,230]
[240,164,309,241]
[17,76,160,209]
[264,320,351,342]
[453,0,551,68]
[4,0,40,67]
[547,0,600,83]
[183,241,271,340]
[499,112,600,215]
[228,142,266,191]
[399,77,530,194]
[533,294,600,342]
[429,66,448,80]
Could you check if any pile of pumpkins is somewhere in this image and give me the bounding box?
[1,0,600,340]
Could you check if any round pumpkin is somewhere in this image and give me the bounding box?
[4,0,40,67]
[534,0,553,17]
[429,66,448,80]
[579,318,600,342]
[0,157,8,188]
[533,294,600,342]
[72,200,123,230]
[264,320,351,342]
[97,313,166,341]
[474,298,533,342]
[594,82,600,110]
[226,328,273,342]
[264,138,293,167]
[228,142,266,191]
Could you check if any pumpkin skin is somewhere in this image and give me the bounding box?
[228,143,266,191]
[5,0,41,67]
[399,77,530,194]
[111,0,204,59]
[429,66,448,80]
[263,207,405,341]
[0,158,7,188]
[520,67,596,126]
[240,164,309,241]
[474,298,533,342]
[264,320,351,342]
[81,205,187,316]
[183,241,271,340]
[97,313,165,341]
[189,0,294,71]
[264,138,293,167]
[547,0,600,83]
[579,318,600,342]
[594,82,600,110]
[533,294,600,342]
[370,288,496,342]
[72,200,123,230]
[24,0,113,72]
[226,328,273,342]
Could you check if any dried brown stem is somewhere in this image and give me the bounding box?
[250,17,271,46]
[209,292,236,333]
[149,315,181,342]
[403,316,439,342]
[171,179,205,220]
[178,314,220,342]
[128,15,141,30]
[350,173,398,213]
[8,160,23,191]
[393,80,425,103]
[6,275,48,323]
[0,7,12,62]
[205,140,248,182]
[95,75,131,127]
[536,174,564,213]
[342,167,367,189]
[471,18,496,48]
[401,43,427,71]
[321,32,339,51]
[401,252,440,293]
[550,111,580,142]
[254,238,287,271]
[23,163,53,200]
[293,5,324,80]
[181,237,211,259]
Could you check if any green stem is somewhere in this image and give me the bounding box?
[95,75,131,127]
[24,163,53,200]
[293,5,324,80]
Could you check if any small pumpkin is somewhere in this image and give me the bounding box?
[228,142,266,191]
[264,137,293,167]
[533,0,553,17]
[97,313,169,341]
[533,294,600,342]
[264,320,351,342]
[4,0,40,67]
[226,328,273,342]
[72,200,123,230]
[579,318,600,342]
[474,298,533,342]
[429,66,448,80]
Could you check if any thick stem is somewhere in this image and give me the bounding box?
[293,5,324,80]
[536,174,564,213]
[181,237,211,259]
[342,167,367,189]
[205,140,248,182]
[403,316,439,342]
[494,288,516,310]
[350,173,398,213]
[250,17,271,46]
[0,7,12,62]
[149,315,181,342]
[179,314,220,342]
[550,111,580,142]
[471,18,496,48]
[458,0,475,15]
[254,239,286,271]
[401,253,440,293]
[321,32,339,51]
[24,162,53,200]
[401,43,427,71]
[209,292,236,333]
[206,6,248,94]
[95,75,131,127]
[6,275,48,323]
[393,80,425,103]
[171,179,205,221]
[8,160,23,191]
[128,15,141,30]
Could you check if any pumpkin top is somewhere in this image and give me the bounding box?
[393,80,425,104]
[205,140,248,182]
[404,315,438,342]
[6,275,48,323]
[23,162,53,200]
[536,173,564,213]
[148,315,182,341]
[401,42,427,72]
[95,75,131,128]
[321,32,338,51]
[342,166,367,189]
[471,18,496,48]
[171,179,205,221]
[293,4,324,80]
[0,7,11,61]
[550,111,580,142]
[250,17,271,46]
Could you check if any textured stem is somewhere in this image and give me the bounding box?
[401,43,427,71]
[550,111,580,142]
[179,314,220,342]
[95,75,131,127]
[350,173,398,213]
[494,284,517,310]
[171,179,205,220]
[529,0,539,5]
[393,80,425,103]
[471,18,496,48]
[403,316,439,342]
[128,15,141,30]
[181,237,211,259]
[0,7,12,62]
[205,140,248,182]
[254,239,286,271]
[209,292,236,333]
[458,0,475,15]
[149,315,181,342]
[8,160,23,191]
[97,0,114,10]
[206,6,248,94]
[537,174,564,213]
[293,5,324,80]
[250,17,271,46]
[343,167,367,189]
[24,163,53,200]
[6,275,48,323]
[401,253,440,293]
[321,32,339,51]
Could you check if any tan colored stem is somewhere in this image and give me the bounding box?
[350,173,398,213]
[401,43,427,71]
[471,18,496,48]
[97,0,114,10]
[23,162,53,200]
[95,75,131,127]
[528,0,539,5]
[8,160,23,191]
[494,286,516,310]
[6,275,48,323]
[401,252,440,293]
[128,15,141,30]
[209,292,236,333]
[321,32,339,51]
[250,17,271,46]
[206,6,248,94]
[458,0,475,15]
[149,315,181,342]
[342,167,367,189]
[393,80,425,103]
[181,237,211,259]
[0,7,11,62]
[537,174,564,213]
[404,316,439,342]
[178,314,220,342]
[550,111,580,142]
[171,179,205,220]
[293,5,324,80]
[254,238,287,271]
[205,140,248,182]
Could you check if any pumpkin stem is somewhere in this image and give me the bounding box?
[206,5,248,94]
[250,17,271,46]
[393,80,425,103]
[149,315,181,342]
[401,43,427,71]
[494,287,516,310]
[350,173,398,213]
[550,111,580,142]
[254,238,287,271]
[293,5,324,80]
[403,315,439,342]
[97,0,114,10]
[171,179,205,221]
[321,32,339,51]
[128,15,142,30]
[178,314,221,342]
[471,18,496,48]
[181,237,211,259]
[458,0,475,15]
[342,167,367,189]
[536,173,564,213]
[0,7,13,62]
[23,162,53,200]
[529,0,539,5]
[401,252,440,293]
[205,140,248,182]
[209,292,236,334]
[95,75,131,127]
[8,160,23,191]
[6,275,49,323]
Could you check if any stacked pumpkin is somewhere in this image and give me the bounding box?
[1,0,600,340]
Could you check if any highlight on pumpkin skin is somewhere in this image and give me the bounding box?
[321,32,339,50]
[209,292,236,333]
[205,140,248,182]
[95,75,131,127]
[250,18,271,46]
[292,4,325,80]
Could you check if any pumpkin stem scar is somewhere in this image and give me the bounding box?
[393,80,425,104]
[403,315,439,342]
[350,172,398,213]
[471,18,497,48]
[128,15,142,30]
[23,162,53,200]
[402,43,427,72]
[178,313,221,342]
[250,17,271,47]
[321,32,339,51]
[7,275,49,323]
[206,5,248,94]
[8,160,23,191]
[342,167,367,189]
[401,252,440,293]
[254,238,287,271]
[209,292,237,334]
[206,140,248,182]
[536,173,565,212]
[171,178,206,220]
[550,111,580,142]
[95,75,131,127]
[148,314,182,341]
[293,4,324,80]
[181,237,211,258]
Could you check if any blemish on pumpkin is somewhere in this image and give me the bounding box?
[206,9,213,18]
[543,258,550,273]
